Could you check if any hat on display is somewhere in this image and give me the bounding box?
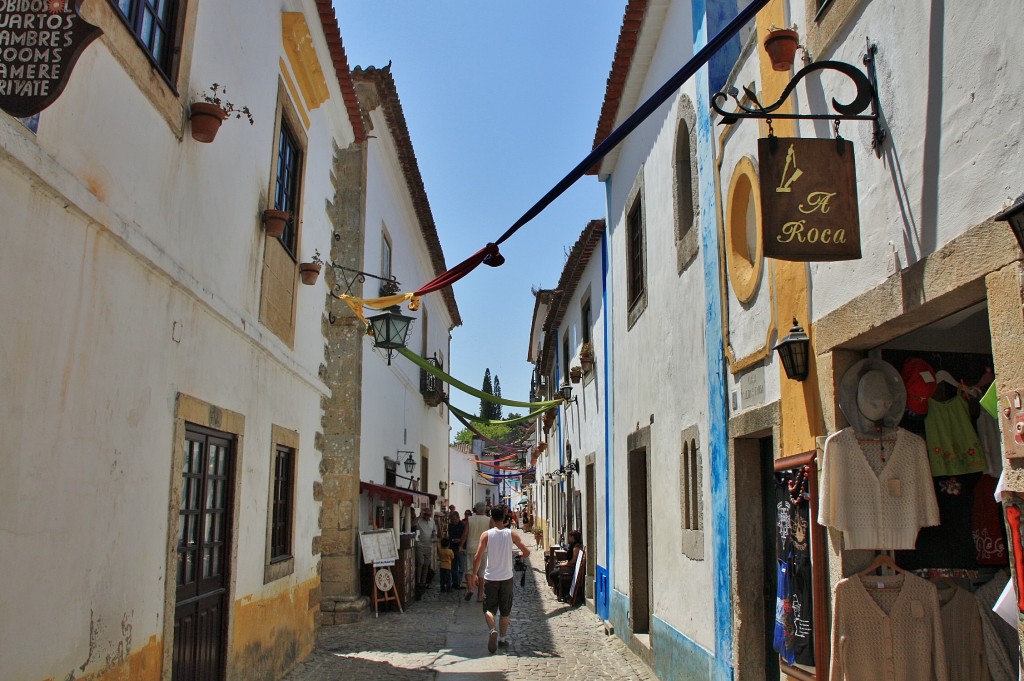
[838,358,907,436]
[900,357,937,415]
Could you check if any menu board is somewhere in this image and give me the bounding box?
[359,530,399,565]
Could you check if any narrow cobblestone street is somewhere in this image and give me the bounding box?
[284,532,655,680]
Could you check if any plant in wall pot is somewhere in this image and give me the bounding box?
[189,83,254,143]
[763,24,801,72]
[299,249,323,286]
[579,341,595,370]
[569,366,583,384]
[261,209,289,237]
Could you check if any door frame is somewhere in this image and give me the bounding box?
[626,425,653,637]
[163,394,245,681]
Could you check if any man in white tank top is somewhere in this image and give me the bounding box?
[468,506,531,653]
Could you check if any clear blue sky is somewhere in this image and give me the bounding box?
[334,3,625,429]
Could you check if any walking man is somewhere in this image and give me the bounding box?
[463,502,491,600]
[468,506,531,653]
[414,508,435,589]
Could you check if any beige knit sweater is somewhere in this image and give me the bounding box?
[830,573,948,681]
[818,427,940,550]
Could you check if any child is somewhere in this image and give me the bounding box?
[437,537,454,592]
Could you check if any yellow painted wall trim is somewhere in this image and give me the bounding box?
[280,59,312,130]
[281,12,331,113]
[724,156,764,303]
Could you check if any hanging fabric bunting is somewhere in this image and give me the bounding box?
[453,407,532,455]
[399,347,562,409]
[470,452,521,465]
[449,402,549,427]
[337,292,419,326]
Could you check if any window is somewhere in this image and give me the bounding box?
[270,445,295,561]
[674,98,701,272]
[562,333,570,382]
[380,230,394,296]
[274,119,303,258]
[112,0,181,77]
[625,188,648,327]
[680,426,704,560]
[260,86,308,345]
[581,297,592,345]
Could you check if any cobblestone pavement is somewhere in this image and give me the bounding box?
[283,531,656,680]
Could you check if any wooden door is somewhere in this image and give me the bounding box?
[173,425,234,681]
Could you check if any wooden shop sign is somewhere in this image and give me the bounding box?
[0,0,102,118]
[758,137,861,261]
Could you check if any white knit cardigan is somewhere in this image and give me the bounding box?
[830,573,948,681]
[818,427,940,550]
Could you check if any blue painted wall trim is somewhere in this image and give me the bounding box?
[693,1,734,679]
[599,219,613,621]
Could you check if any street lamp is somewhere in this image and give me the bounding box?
[773,318,811,382]
[399,450,416,474]
[996,194,1024,252]
[367,305,414,364]
[559,383,576,404]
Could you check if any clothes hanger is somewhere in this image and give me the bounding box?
[857,552,905,588]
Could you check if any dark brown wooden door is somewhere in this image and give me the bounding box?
[173,425,234,681]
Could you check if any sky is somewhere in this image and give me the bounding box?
[333,3,626,429]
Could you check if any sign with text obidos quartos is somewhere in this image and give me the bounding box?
[758,137,861,261]
[0,0,102,118]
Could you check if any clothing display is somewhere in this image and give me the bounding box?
[829,572,948,681]
[975,572,1020,681]
[772,470,814,666]
[819,427,940,549]
[925,395,986,476]
[977,411,1003,477]
[896,474,979,570]
[937,583,989,681]
[973,475,1008,566]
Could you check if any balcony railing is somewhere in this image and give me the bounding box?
[420,357,443,406]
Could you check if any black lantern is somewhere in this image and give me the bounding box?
[565,460,580,475]
[996,194,1024,252]
[773,318,811,381]
[402,451,416,474]
[367,305,414,364]
[559,383,576,404]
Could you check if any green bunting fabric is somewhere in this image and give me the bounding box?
[448,402,553,427]
[397,347,562,409]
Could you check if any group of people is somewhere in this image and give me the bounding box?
[414,502,531,653]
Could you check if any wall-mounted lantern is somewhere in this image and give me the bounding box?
[773,318,811,381]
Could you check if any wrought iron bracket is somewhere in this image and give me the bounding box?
[712,40,886,156]
[324,230,404,325]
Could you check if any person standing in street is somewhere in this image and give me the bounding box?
[468,506,531,653]
[447,510,466,590]
[463,502,491,601]
[414,508,436,589]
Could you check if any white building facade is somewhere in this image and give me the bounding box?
[1,1,368,679]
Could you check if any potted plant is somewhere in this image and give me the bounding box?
[299,249,323,286]
[569,366,583,384]
[763,25,800,72]
[579,341,595,370]
[189,83,254,143]
[261,209,289,238]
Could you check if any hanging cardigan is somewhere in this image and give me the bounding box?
[830,573,948,681]
[819,427,940,550]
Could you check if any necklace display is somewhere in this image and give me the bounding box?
[787,465,810,505]
[856,427,897,463]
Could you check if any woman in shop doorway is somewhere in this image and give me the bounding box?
[549,530,584,602]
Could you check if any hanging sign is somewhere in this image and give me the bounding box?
[0,0,102,118]
[758,137,861,261]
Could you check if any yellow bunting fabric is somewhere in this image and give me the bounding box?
[338,293,420,325]
[398,347,562,409]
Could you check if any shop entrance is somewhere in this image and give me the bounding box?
[628,447,651,635]
[585,460,596,599]
[818,301,1018,680]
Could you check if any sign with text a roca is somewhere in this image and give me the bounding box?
[758,137,862,261]
[0,0,102,118]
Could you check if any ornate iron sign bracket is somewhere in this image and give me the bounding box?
[712,41,885,156]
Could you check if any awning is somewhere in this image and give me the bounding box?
[360,481,437,506]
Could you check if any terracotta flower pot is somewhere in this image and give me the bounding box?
[189,102,228,143]
[261,209,289,237]
[569,367,582,384]
[763,29,800,72]
[299,262,321,285]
